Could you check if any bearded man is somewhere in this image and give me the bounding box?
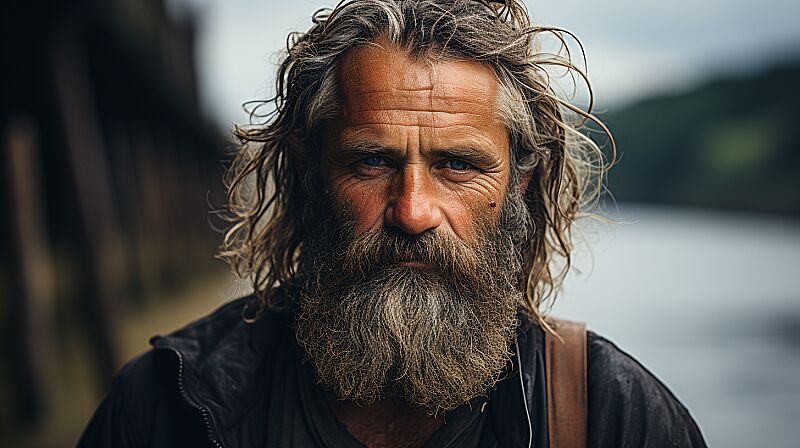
[78,1,707,447]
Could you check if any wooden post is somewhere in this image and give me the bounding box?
[51,25,122,387]
[2,117,56,426]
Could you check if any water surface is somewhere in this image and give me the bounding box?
[553,205,800,447]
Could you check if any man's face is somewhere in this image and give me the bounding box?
[295,40,529,413]
[320,39,512,243]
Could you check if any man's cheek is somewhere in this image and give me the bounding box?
[335,185,388,234]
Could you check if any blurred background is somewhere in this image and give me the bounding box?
[1,0,798,446]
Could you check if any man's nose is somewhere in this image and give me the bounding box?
[384,166,443,235]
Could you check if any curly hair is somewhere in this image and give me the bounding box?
[218,0,614,329]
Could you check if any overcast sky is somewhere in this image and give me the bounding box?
[168,0,800,130]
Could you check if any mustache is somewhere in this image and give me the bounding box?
[339,227,483,279]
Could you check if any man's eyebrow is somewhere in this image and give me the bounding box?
[429,146,498,167]
[337,140,499,166]
[337,141,399,157]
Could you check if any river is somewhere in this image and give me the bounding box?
[552,204,800,447]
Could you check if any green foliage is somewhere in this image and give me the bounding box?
[600,58,800,215]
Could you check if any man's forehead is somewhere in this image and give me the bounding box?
[336,40,500,113]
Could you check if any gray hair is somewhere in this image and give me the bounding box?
[220,0,614,329]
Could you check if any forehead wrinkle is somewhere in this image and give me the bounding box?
[350,86,491,100]
[343,79,499,126]
[344,122,499,132]
[338,44,500,117]
[344,120,486,132]
[334,40,508,154]
[340,123,503,149]
[347,89,497,123]
[351,109,486,117]
[340,124,500,152]
[348,98,494,114]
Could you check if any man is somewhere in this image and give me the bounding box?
[78,0,707,446]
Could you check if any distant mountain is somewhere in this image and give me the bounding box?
[599,57,800,216]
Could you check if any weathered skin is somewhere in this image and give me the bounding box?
[319,38,512,448]
[320,38,511,244]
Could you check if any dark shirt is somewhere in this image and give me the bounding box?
[294,348,489,448]
[77,296,708,447]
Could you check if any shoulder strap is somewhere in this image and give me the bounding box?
[544,318,588,448]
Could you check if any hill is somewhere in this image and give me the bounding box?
[600,57,800,216]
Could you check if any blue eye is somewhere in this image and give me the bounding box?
[362,156,385,167]
[446,160,472,171]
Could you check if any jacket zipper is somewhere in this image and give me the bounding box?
[168,347,225,448]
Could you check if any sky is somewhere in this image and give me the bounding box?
[168,0,800,131]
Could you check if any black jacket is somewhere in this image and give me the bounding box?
[77,296,707,447]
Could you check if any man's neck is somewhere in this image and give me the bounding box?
[327,393,443,448]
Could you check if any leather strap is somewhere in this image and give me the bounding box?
[545,318,588,448]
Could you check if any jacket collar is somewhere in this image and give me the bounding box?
[150,296,545,448]
[150,295,290,447]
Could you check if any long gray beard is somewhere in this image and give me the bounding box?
[294,188,531,413]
